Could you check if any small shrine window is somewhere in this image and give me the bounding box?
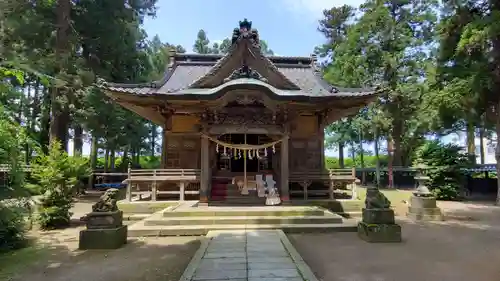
[166,151,180,168]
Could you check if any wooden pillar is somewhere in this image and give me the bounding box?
[151,170,157,201]
[319,128,325,171]
[280,135,290,202]
[161,129,168,169]
[160,112,172,169]
[200,135,210,204]
[179,182,185,201]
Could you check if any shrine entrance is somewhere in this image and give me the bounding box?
[215,134,274,175]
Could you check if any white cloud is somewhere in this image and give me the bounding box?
[279,0,365,20]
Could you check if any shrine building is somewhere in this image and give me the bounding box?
[102,19,380,204]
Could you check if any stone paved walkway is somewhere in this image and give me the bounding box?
[180,229,317,281]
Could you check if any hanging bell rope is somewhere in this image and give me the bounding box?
[202,134,283,150]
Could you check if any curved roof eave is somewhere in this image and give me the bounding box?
[105,78,381,103]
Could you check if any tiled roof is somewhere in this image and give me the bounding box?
[104,53,377,98]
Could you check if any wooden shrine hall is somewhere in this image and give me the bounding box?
[102,19,381,204]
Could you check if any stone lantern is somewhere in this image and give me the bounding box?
[407,165,443,221]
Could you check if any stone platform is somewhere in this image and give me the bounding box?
[127,204,358,237]
[179,229,319,281]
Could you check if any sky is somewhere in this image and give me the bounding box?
[69,0,497,163]
[142,0,365,56]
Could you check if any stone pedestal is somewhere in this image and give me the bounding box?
[79,211,127,250]
[407,195,443,221]
[358,208,402,243]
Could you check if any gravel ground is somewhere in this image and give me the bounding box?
[288,201,500,281]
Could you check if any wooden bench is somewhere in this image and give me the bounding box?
[289,168,358,200]
[125,169,201,201]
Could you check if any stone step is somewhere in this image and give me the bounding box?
[208,202,267,207]
[128,221,358,237]
[144,215,343,226]
[162,208,327,217]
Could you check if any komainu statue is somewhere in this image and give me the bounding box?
[365,187,391,209]
[92,188,119,212]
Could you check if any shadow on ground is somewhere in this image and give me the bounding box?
[1,234,202,281]
[289,201,500,281]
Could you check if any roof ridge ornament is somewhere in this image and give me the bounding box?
[224,65,268,83]
[231,18,260,48]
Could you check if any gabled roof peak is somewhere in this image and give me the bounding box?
[172,53,315,67]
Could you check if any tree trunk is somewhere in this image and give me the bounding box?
[131,146,137,167]
[495,104,500,205]
[90,135,98,170]
[135,149,140,166]
[28,79,42,162]
[391,120,403,167]
[40,86,51,153]
[388,138,394,188]
[121,146,130,169]
[374,130,381,188]
[359,130,365,185]
[466,121,476,164]
[350,142,356,164]
[73,125,83,157]
[109,148,116,169]
[104,148,109,173]
[338,142,345,168]
[24,80,31,164]
[151,122,156,157]
[49,0,71,149]
[479,126,485,165]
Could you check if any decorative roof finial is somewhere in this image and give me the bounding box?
[239,18,252,32]
[232,19,260,47]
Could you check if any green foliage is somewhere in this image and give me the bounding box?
[319,0,438,166]
[414,140,471,200]
[325,155,389,169]
[0,103,29,252]
[0,204,27,252]
[30,141,90,229]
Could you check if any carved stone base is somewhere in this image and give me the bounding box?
[86,211,123,229]
[362,208,395,224]
[407,196,443,221]
[79,225,128,249]
[357,222,402,243]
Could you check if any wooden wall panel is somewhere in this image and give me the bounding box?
[165,135,200,169]
[289,137,323,172]
[291,115,318,138]
[171,115,200,133]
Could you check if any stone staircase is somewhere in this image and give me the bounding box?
[127,205,358,237]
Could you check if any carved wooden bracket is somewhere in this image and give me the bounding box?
[156,105,175,131]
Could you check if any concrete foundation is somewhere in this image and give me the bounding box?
[407,196,443,221]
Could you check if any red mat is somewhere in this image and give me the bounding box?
[211,180,228,200]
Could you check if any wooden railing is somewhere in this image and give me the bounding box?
[125,169,201,202]
[289,168,358,200]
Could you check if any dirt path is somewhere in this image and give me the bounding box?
[289,201,500,281]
